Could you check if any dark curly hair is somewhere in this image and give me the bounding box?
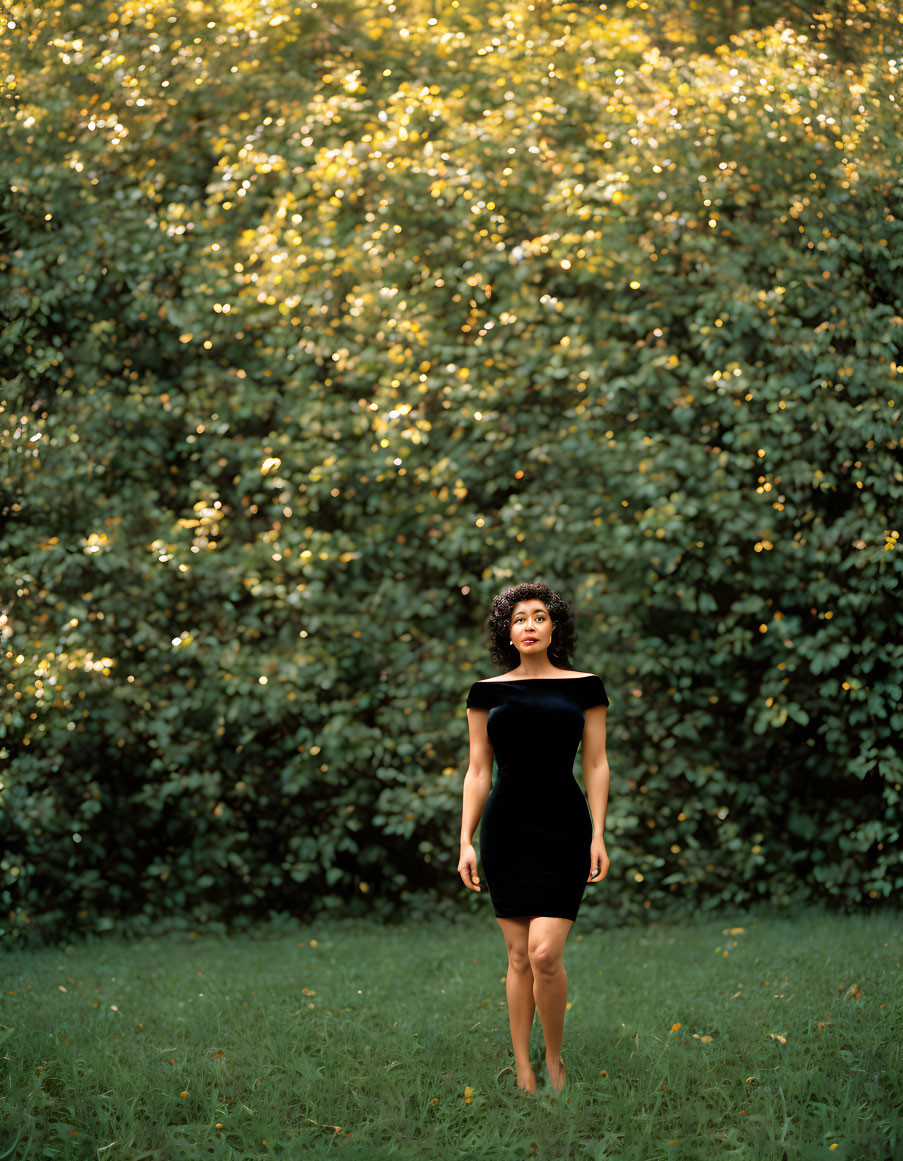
[486,582,577,672]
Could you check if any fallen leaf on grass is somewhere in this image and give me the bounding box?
[307,1118,343,1134]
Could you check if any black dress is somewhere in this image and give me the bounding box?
[465,674,610,921]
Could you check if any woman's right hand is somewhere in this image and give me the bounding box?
[458,843,481,892]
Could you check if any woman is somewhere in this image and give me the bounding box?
[457,581,611,1095]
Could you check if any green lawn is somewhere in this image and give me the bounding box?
[1,904,900,1160]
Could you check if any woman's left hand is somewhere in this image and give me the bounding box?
[587,835,609,882]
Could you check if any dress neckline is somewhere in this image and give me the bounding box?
[481,675,595,683]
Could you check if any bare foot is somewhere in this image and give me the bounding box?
[546,1055,566,1092]
[516,1067,537,1095]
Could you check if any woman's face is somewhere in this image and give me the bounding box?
[509,599,554,656]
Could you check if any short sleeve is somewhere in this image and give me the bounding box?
[466,681,498,709]
[579,675,610,709]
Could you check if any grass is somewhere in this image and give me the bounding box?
[1,903,901,1161]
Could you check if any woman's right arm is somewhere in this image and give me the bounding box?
[458,706,494,892]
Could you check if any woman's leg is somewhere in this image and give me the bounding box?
[495,916,536,1091]
[527,916,573,1090]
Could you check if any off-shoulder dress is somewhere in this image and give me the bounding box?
[465,673,609,921]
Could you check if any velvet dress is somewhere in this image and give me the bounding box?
[465,673,609,921]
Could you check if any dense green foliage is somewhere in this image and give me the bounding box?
[2,0,902,941]
[2,909,901,1159]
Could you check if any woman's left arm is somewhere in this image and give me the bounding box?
[582,705,611,881]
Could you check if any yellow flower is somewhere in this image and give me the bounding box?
[464,1085,473,1103]
[671,1022,681,1031]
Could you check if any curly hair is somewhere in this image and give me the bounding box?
[486,581,577,672]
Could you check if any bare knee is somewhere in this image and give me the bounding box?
[506,943,531,973]
[528,941,563,976]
